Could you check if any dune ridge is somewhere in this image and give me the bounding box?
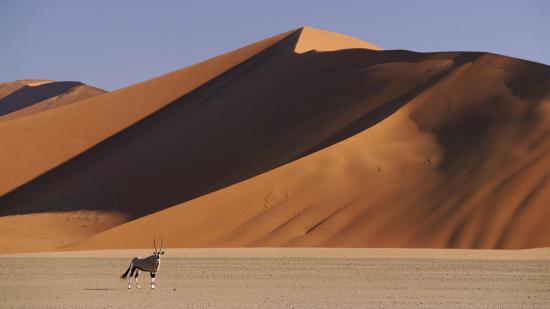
[0,29,294,198]
[1,27,549,253]
[0,28,385,219]
[294,26,380,53]
[0,81,106,121]
[0,80,53,99]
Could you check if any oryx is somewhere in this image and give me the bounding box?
[120,237,165,289]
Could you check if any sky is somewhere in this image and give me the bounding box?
[2,0,549,91]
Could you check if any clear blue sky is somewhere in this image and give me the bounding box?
[2,0,549,91]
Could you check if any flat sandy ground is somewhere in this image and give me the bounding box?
[1,248,549,308]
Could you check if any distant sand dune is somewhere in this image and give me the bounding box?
[26,80,54,87]
[0,81,106,121]
[1,27,549,253]
[0,80,52,99]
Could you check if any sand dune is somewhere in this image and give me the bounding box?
[0,79,53,99]
[1,27,549,253]
[0,211,124,253]
[72,73,549,250]
[0,28,387,219]
[0,80,106,121]
[0,30,293,198]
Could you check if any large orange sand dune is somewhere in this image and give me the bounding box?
[1,27,548,253]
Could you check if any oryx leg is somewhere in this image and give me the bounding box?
[150,272,156,289]
[135,269,141,289]
[128,265,137,289]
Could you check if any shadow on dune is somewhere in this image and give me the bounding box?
[0,81,83,116]
[0,31,489,219]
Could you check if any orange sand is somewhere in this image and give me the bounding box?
[0,81,106,121]
[1,27,548,253]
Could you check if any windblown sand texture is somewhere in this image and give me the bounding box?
[0,27,548,253]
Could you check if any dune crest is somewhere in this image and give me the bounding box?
[0,80,52,99]
[294,26,380,53]
[26,80,54,87]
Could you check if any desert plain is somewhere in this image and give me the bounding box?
[1,248,549,308]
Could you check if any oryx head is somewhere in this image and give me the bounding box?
[153,236,165,260]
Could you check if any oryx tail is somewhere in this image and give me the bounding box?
[121,264,131,279]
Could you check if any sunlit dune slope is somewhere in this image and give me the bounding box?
[72,52,549,249]
[0,30,293,197]
[0,211,125,253]
[0,27,386,220]
[72,39,549,250]
[294,26,380,53]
